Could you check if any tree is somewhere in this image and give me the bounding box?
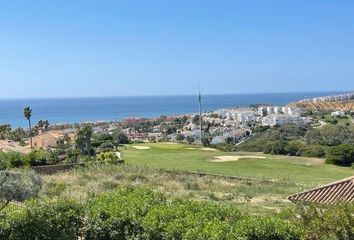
[23,107,33,148]
[326,144,354,166]
[10,127,26,142]
[176,133,185,142]
[202,137,211,147]
[192,115,200,125]
[26,149,50,166]
[100,141,115,152]
[112,130,129,150]
[75,125,93,156]
[0,170,42,212]
[225,137,235,144]
[186,135,195,144]
[0,124,12,140]
[44,120,50,131]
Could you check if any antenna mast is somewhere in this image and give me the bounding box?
[198,88,202,144]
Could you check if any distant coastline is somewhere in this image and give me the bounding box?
[0,91,347,128]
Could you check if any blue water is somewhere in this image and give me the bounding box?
[0,92,344,128]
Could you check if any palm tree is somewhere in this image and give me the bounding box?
[23,107,33,148]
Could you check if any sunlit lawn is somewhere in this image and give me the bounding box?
[122,142,353,185]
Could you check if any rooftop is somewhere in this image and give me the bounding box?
[288,176,354,204]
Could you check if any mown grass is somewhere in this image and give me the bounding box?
[41,164,306,215]
[122,143,353,184]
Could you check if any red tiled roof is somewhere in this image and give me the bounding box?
[288,176,354,204]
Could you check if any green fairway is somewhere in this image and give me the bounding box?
[122,143,353,185]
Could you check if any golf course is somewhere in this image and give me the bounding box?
[41,142,353,215]
[122,142,353,185]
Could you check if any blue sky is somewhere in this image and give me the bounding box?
[0,0,354,98]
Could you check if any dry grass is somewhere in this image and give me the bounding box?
[41,164,312,214]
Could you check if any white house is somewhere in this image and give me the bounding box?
[262,114,307,126]
[331,111,345,117]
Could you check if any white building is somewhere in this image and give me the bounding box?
[331,111,345,117]
[262,114,307,126]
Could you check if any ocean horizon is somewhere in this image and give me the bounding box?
[0,91,346,128]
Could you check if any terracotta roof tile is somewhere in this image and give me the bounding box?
[288,176,354,204]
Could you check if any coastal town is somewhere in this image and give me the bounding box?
[2,92,354,153]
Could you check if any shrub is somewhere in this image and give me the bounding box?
[42,182,67,198]
[236,216,300,240]
[0,152,27,168]
[0,170,42,211]
[176,133,185,142]
[212,143,236,152]
[99,141,115,152]
[293,203,354,240]
[300,145,327,158]
[1,198,83,240]
[25,149,50,166]
[142,199,242,240]
[96,151,119,164]
[326,144,354,166]
[264,140,288,155]
[284,140,304,156]
[84,186,165,240]
[0,153,10,170]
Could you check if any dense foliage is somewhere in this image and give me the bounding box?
[0,124,26,142]
[84,187,165,240]
[239,124,354,166]
[326,144,354,166]
[0,185,353,239]
[291,203,354,240]
[0,198,82,240]
[0,149,66,170]
[0,171,42,212]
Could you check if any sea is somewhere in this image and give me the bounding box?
[0,92,345,128]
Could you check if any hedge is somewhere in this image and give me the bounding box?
[2,186,352,240]
[0,198,82,240]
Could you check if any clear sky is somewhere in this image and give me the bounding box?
[0,0,354,98]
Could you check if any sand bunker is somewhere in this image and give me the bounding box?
[186,147,218,151]
[132,146,151,150]
[208,155,266,163]
[201,147,218,151]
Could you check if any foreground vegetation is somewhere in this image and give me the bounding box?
[1,185,353,240]
[41,164,307,214]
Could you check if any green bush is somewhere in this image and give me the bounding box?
[142,199,242,240]
[236,216,300,240]
[300,145,327,158]
[99,141,115,152]
[0,153,10,170]
[264,140,288,155]
[1,185,351,239]
[1,198,83,240]
[0,170,42,211]
[284,140,305,156]
[326,144,354,166]
[0,152,27,169]
[293,203,354,240]
[42,182,67,198]
[96,151,119,164]
[211,143,236,152]
[84,186,165,240]
[25,149,50,166]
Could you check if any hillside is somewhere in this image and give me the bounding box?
[293,100,354,111]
